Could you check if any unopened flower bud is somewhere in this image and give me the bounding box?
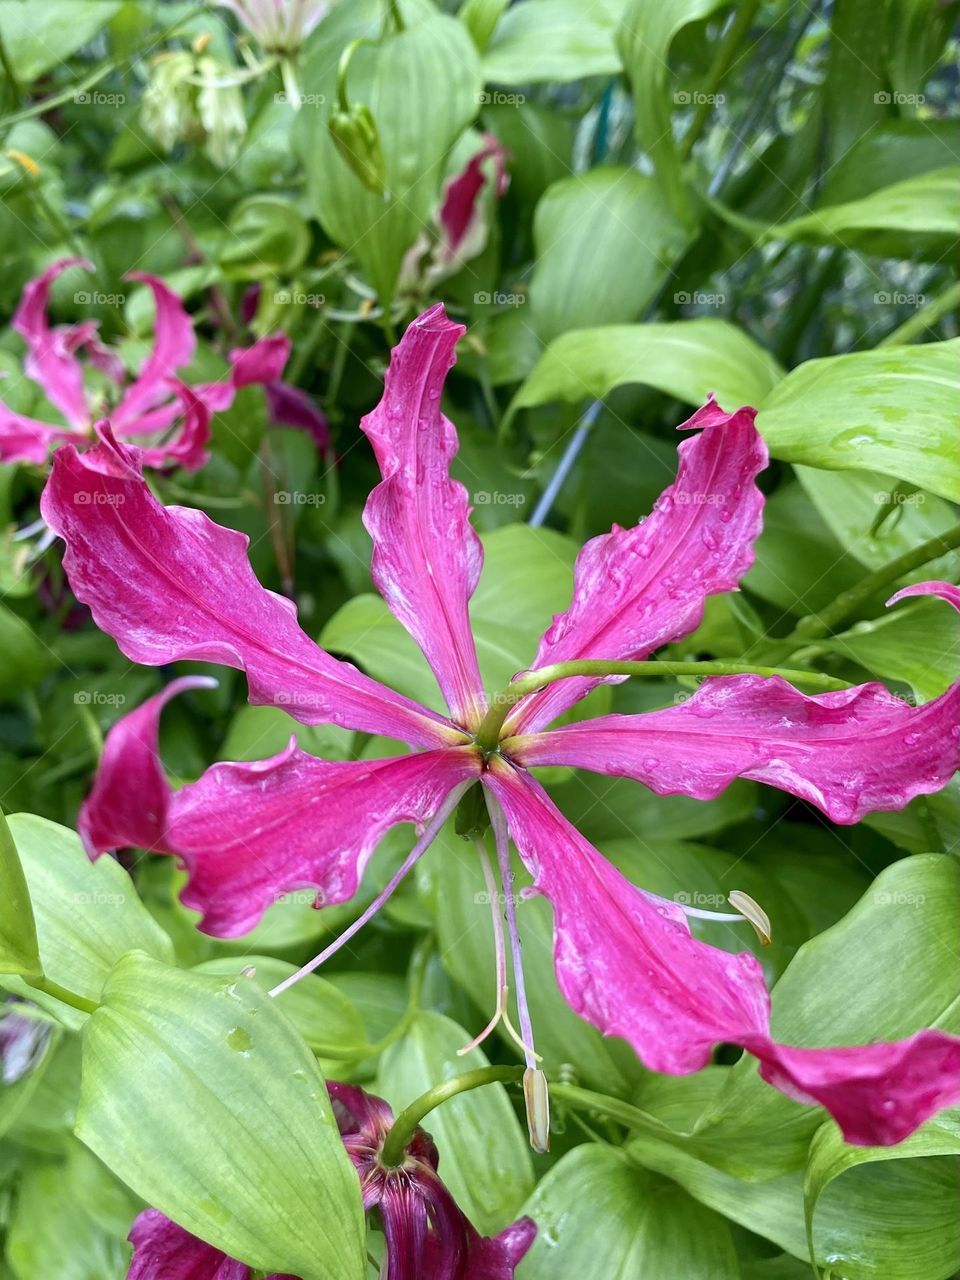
[329,103,386,196]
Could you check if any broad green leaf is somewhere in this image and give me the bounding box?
[377,1010,534,1233]
[0,809,41,978]
[821,121,960,206]
[0,816,173,1028]
[519,1144,740,1278]
[482,0,627,83]
[555,770,756,844]
[743,482,863,616]
[531,169,690,342]
[507,320,784,424]
[0,0,120,81]
[76,952,365,1280]
[617,0,731,215]
[818,597,960,701]
[756,340,960,501]
[418,826,644,1095]
[323,524,579,713]
[794,465,960,578]
[803,1115,960,1273]
[194,955,367,1057]
[459,0,510,53]
[762,167,960,259]
[296,2,482,305]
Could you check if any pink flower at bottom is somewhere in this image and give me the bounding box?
[43,305,960,1148]
[125,1082,534,1280]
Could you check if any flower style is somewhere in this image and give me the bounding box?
[0,258,291,471]
[125,1081,535,1280]
[213,0,329,54]
[42,305,960,1148]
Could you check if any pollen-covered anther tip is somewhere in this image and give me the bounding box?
[523,1067,551,1154]
[728,890,772,946]
[7,149,40,176]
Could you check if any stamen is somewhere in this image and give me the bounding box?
[727,890,772,946]
[457,839,540,1061]
[268,783,469,999]
[486,794,539,1071]
[486,791,551,1153]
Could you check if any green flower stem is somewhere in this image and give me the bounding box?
[878,280,960,348]
[380,1066,524,1167]
[548,1082,675,1139]
[755,523,960,665]
[24,973,98,1015]
[474,659,850,753]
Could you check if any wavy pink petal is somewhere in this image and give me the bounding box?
[127,1209,296,1279]
[483,760,960,1145]
[0,400,81,464]
[169,742,478,936]
[506,398,767,734]
[120,384,213,473]
[361,305,486,727]
[79,675,216,857]
[111,272,197,427]
[887,579,960,615]
[40,428,462,748]
[506,673,960,824]
[12,256,94,428]
[230,334,292,387]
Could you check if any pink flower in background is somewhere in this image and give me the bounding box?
[43,304,960,1148]
[401,134,510,292]
[0,258,291,472]
[125,1081,535,1280]
[214,0,329,53]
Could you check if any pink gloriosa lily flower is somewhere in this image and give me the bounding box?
[213,0,329,54]
[42,305,960,1148]
[0,258,292,471]
[125,1081,535,1280]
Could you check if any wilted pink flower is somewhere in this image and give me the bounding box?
[401,135,510,292]
[329,1081,535,1279]
[127,1209,295,1279]
[44,305,960,1148]
[0,258,291,472]
[214,0,329,53]
[125,1081,534,1280]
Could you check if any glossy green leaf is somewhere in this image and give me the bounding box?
[296,2,482,305]
[507,320,784,424]
[794,465,960,577]
[756,340,960,501]
[803,1115,960,1273]
[763,167,960,257]
[0,816,173,1027]
[458,0,510,53]
[194,955,367,1057]
[377,1010,534,1233]
[76,952,365,1280]
[530,169,691,342]
[0,809,41,978]
[482,0,627,83]
[519,1144,740,1278]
